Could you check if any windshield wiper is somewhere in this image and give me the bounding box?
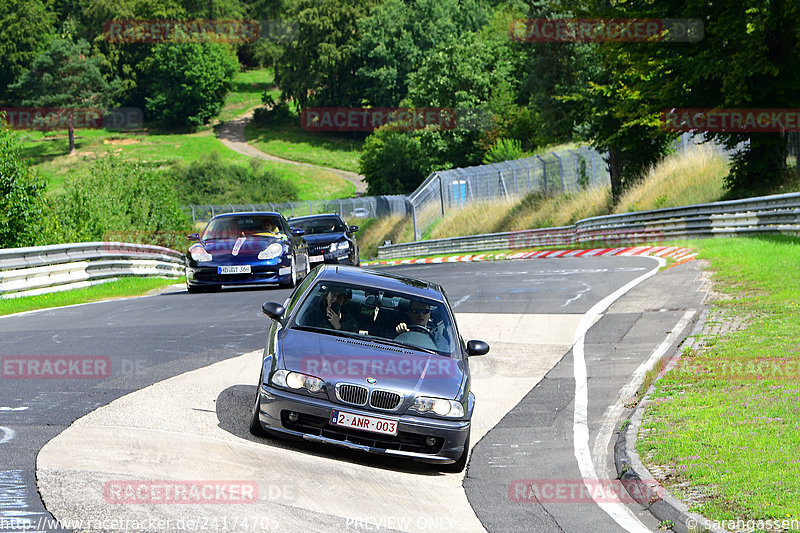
[292,325,361,339]
[364,337,442,356]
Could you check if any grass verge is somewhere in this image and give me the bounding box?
[0,277,180,316]
[637,235,800,525]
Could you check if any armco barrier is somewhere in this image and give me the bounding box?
[0,242,185,299]
[377,192,800,259]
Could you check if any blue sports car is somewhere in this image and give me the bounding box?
[185,212,310,293]
[249,264,489,472]
[288,213,360,267]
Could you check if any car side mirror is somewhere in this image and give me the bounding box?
[187,233,200,241]
[290,227,305,236]
[349,225,359,232]
[466,340,489,356]
[262,302,286,323]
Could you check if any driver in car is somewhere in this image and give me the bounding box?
[395,301,449,351]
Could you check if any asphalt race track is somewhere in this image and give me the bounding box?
[0,257,707,532]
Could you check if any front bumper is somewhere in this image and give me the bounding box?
[255,384,470,464]
[186,264,292,287]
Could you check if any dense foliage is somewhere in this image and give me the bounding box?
[143,42,239,128]
[0,116,49,248]
[52,157,191,249]
[168,152,299,204]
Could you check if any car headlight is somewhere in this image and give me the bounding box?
[189,245,212,262]
[258,242,284,260]
[410,397,465,418]
[271,369,324,393]
[329,241,349,252]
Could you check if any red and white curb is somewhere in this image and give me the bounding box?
[363,246,697,268]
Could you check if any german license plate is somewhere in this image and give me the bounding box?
[330,410,398,436]
[309,255,324,263]
[218,265,251,274]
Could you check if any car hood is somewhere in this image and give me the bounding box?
[302,232,347,245]
[196,235,286,259]
[280,328,464,399]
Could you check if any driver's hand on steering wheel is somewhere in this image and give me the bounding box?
[395,322,409,334]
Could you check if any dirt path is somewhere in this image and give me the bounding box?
[216,110,367,195]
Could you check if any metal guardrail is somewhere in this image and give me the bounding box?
[0,242,185,299]
[377,192,800,259]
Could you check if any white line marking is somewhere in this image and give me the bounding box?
[563,282,592,307]
[572,256,664,533]
[0,407,28,412]
[452,295,471,308]
[592,310,697,485]
[0,427,15,445]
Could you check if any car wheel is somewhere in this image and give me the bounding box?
[440,429,470,473]
[249,377,269,438]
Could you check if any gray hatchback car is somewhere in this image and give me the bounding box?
[249,265,489,472]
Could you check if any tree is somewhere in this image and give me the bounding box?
[10,35,119,154]
[0,0,56,99]
[407,29,517,170]
[573,0,800,199]
[355,0,489,107]
[143,42,239,129]
[360,127,428,195]
[0,114,49,248]
[276,0,374,109]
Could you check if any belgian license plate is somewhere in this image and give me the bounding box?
[309,255,324,263]
[330,410,398,436]
[218,265,251,274]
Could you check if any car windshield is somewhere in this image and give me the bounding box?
[291,217,347,235]
[202,216,285,240]
[292,282,457,356]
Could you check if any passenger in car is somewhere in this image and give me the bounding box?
[304,286,358,332]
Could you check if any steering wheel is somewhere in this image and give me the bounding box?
[407,324,438,344]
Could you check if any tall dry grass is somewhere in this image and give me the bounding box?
[614,143,728,214]
[356,216,415,259]
[428,200,516,240]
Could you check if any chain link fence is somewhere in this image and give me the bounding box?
[407,147,609,240]
[185,195,410,224]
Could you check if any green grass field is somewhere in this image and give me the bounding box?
[217,68,275,123]
[638,236,800,527]
[244,121,364,173]
[0,277,180,316]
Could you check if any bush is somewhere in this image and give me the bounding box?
[0,116,50,248]
[169,152,299,205]
[144,42,239,129]
[360,128,428,195]
[482,138,523,164]
[53,157,191,249]
[252,94,296,127]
